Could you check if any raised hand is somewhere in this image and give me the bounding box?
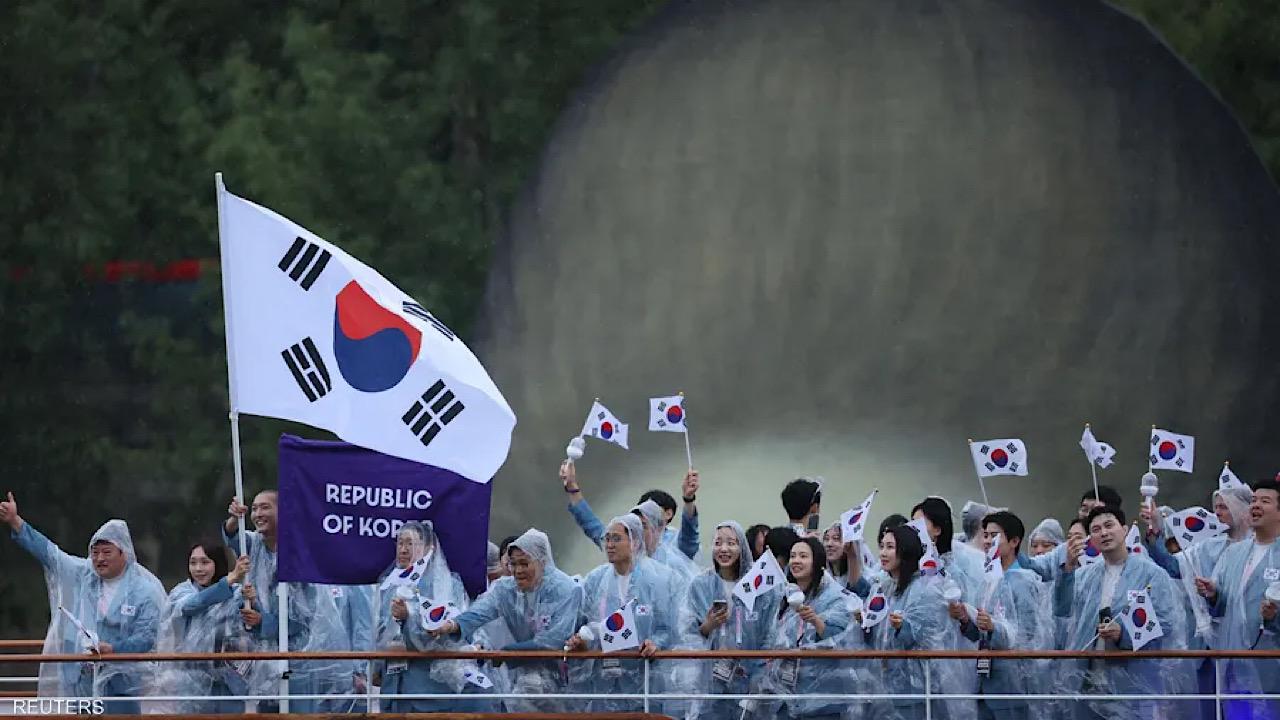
[0,491,21,531]
[682,470,699,501]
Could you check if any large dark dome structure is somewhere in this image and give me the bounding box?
[477,0,1280,568]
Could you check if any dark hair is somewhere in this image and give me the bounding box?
[1068,517,1086,535]
[746,524,771,556]
[1080,484,1123,508]
[1085,505,1126,529]
[188,541,230,587]
[775,536,827,618]
[1251,479,1280,496]
[878,513,908,538]
[639,489,677,515]
[879,525,924,597]
[764,526,801,564]
[981,511,1025,554]
[498,535,519,556]
[781,479,822,521]
[910,497,954,554]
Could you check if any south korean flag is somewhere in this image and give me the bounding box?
[1167,507,1226,547]
[1120,589,1164,650]
[969,439,1029,477]
[840,490,877,543]
[1220,462,1248,492]
[419,598,461,631]
[601,599,641,652]
[733,551,787,612]
[1149,428,1195,473]
[216,177,515,483]
[648,395,687,433]
[581,401,630,449]
[862,585,889,629]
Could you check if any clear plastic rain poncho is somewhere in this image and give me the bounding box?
[453,528,582,713]
[1149,485,1254,647]
[13,519,166,710]
[1208,535,1280,716]
[570,514,680,714]
[375,521,486,713]
[960,501,998,547]
[1028,518,1065,549]
[154,568,251,714]
[960,566,1054,717]
[1054,552,1191,719]
[633,499,700,583]
[751,566,858,719]
[223,521,349,710]
[682,521,784,720]
[864,571,954,720]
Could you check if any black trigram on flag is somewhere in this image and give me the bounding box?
[402,379,465,447]
[282,338,332,401]
[402,301,456,341]
[277,236,332,290]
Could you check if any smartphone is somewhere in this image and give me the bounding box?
[711,600,728,613]
[806,514,821,532]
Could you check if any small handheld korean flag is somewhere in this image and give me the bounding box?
[733,551,787,612]
[419,598,460,631]
[601,599,641,652]
[1078,538,1103,567]
[919,546,942,576]
[1149,428,1194,473]
[1220,462,1248,492]
[841,490,877,543]
[1167,507,1226,547]
[462,668,494,689]
[582,401,629,449]
[862,585,889,629]
[380,555,427,591]
[1080,426,1116,469]
[648,395,687,433]
[970,439,1028,477]
[906,518,935,554]
[1120,589,1163,650]
[983,535,1004,582]
[1124,524,1146,557]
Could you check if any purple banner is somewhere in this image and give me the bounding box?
[276,434,491,597]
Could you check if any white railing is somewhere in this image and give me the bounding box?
[5,646,1280,717]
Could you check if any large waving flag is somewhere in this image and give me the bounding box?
[581,400,629,449]
[969,439,1029,477]
[1149,428,1194,473]
[1080,426,1116,469]
[217,179,515,483]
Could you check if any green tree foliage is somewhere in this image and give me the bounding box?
[1115,0,1280,177]
[0,0,665,635]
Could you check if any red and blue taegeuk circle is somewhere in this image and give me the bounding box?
[1131,608,1148,626]
[333,281,423,392]
[1185,516,1205,532]
[990,448,1010,467]
[666,405,684,424]
[1085,542,1100,557]
[752,575,764,589]
[605,612,626,632]
[1158,440,1177,461]
[600,421,614,439]
[868,596,886,612]
[429,606,448,622]
[847,512,863,526]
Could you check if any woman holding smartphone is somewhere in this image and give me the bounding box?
[684,521,779,720]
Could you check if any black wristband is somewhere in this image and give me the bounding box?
[682,495,696,503]
[565,486,581,494]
